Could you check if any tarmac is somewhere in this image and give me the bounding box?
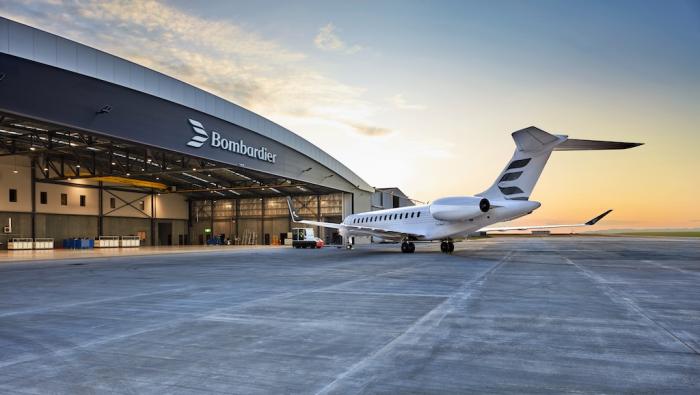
[0,236,698,394]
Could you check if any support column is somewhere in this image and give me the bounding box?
[150,190,156,246]
[209,199,214,243]
[235,199,240,243]
[316,195,321,242]
[98,181,103,236]
[30,159,36,239]
[186,199,192,245]
[261,197,266,245]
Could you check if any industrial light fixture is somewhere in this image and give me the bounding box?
[125,173,130,176]
[96,105,112,114]
[29,146,36,151]
[111,162,116,165]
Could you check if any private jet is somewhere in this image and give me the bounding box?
[286,126,641,253]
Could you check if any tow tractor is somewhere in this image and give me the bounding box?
[291,227,322,249]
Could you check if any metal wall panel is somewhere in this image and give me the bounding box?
[0,18,8,53]
[7,21,33,59]
[76,46,97,78]
[32,30,56,66]
[56,38,77,72]
[96,51,114,81]
[129,63,145,91]
[114,58,130,87]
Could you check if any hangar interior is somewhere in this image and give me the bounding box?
[0,113,347,247]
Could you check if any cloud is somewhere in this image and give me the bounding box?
[388,94,426,111]
[346,122,393,137]
[1,1,384,135]
[314,23,362,54]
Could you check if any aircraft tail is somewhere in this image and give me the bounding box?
[479,126,642,201]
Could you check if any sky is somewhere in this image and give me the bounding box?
[2,0,699,229]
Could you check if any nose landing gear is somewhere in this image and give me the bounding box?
[440,241,454,254]
[401,241,416,253]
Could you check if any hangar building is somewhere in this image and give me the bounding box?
[0,17,375,247]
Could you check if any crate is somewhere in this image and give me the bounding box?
[120,236,140,247]
[33,238,54,249]
[8,238,33,250]
[94,236,120,248]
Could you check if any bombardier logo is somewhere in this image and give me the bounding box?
[187,119,209,148]
[186,119,277,164]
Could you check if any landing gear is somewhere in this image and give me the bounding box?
[440,241,454,254]
[401,241,415,253]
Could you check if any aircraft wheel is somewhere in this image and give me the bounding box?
[440,241,447,253]
[401,242,408,253]
[448,242,455,253]
[408,242,415,253]
[346,244,353,250]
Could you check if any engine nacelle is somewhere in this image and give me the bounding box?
[429,196,490,221]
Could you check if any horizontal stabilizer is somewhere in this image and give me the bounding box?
[585,209,612,225]
[554,139,642,151]
[480,209,613,232]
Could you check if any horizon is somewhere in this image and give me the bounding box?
[2,0,698,230]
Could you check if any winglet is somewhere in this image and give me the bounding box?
[286,197,301,222]
[585,209,613,226]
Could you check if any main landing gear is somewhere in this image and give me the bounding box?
[440,241,454,254]
[401,241,415,253]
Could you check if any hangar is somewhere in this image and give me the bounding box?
[0,17,375,247]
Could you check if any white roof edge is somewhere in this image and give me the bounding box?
[0,17,374,192]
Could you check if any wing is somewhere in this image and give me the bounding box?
[342,224,425,240]
[286,197,424,239]
[480,210,612,232]
[286,197,342,229]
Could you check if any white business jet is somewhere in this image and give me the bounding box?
[286,126,641,253]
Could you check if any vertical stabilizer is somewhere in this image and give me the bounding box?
[479,126,642,201]
[479,126,565,200]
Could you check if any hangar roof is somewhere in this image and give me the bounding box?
[0,17,373,193]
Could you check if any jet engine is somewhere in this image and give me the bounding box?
[429,196,490,221]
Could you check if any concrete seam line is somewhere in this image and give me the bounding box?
[314,251,514,395]
[563,256,700,356]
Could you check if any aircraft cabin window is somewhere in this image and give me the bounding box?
[411,212,415,218]
[417,212,421,217]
